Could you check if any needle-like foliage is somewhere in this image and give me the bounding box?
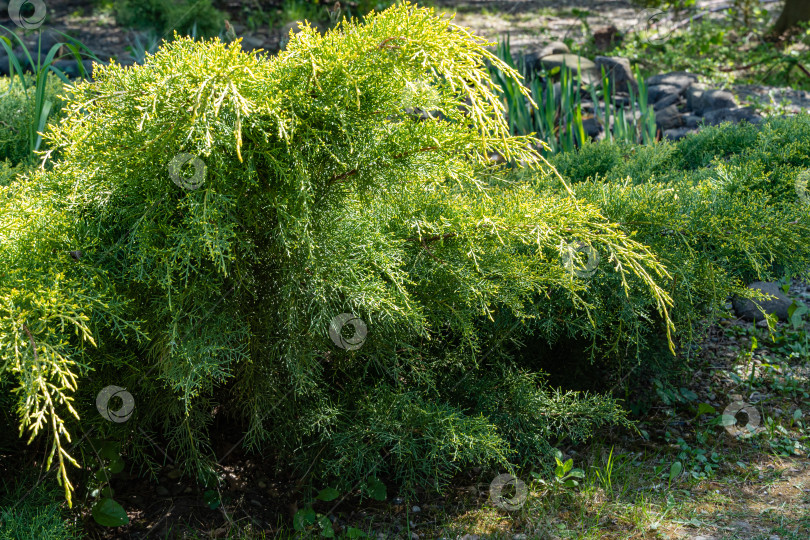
[1,3,677,501]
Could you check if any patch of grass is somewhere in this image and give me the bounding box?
[0,471,79,540]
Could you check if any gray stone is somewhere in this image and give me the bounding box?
[652,92,680,110]
[693,89,738,115]
[730,520,752,531]
[647,83,680,104]
[702,106,762,126]
[14,50,48,73]
[683,114,701,128]
[240,35,266,52]
[686,84,707,111]
[582,116,603,140]
[732,281,795,321]
[646,71,699,94]
[595,56,637,94]
[538,54,598,84]
[411,505,421,513]
[663,127,695,141]
[655,104,683,130]
[593,25,621,51]
[524,40,569,71]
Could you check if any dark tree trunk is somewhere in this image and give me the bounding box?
[772,0,810,35]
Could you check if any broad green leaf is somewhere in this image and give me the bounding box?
[364,477,386,501]
[91,498,129,527]
[107,458,124,474]
[316,487,340,502]
[293,508,317,531]
[669,461,683,483]
[203,490,221,510]
[697,403,716,417]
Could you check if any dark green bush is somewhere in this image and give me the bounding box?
[114,0,225,38]
[540,117,810,382]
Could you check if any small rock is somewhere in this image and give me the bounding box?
[702,106,762,126]
[39,29,66,53]
[411,533,419,540]
[593,25,622,51]
[167,469,181,480]
[156,486,170,497]
[692,536,718,540]
[524,40,569,72]
[730,520,752,531]
[183,486,192,494]
[683,114,702,128]
[513,535,528,540]
[686,84,707,111]
[652,92,680,110]
[412,505,421,513]
[647,83,681,104]
[595,56,637,94]
[663,127,695,141]
[732,281,796,321]
[250,499,262,507]
[582,116,603,140]
[257,480,267,489]
[692,88,738,115]
[647,72,699,93]
[240,35,266,52]
[0,54,10,77]
[655,104,683,130]
[538,54,598,85]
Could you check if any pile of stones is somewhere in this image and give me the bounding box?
[521,40,763,142]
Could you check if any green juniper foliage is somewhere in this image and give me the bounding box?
[1,3,677,503]
[540,120,810,381]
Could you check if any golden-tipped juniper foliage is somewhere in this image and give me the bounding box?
[1,3,681,501]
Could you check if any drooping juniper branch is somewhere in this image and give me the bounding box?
[406,232,457,244]
[326,146,441,187]
[378,36,407,50]
[22,323,38,364]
